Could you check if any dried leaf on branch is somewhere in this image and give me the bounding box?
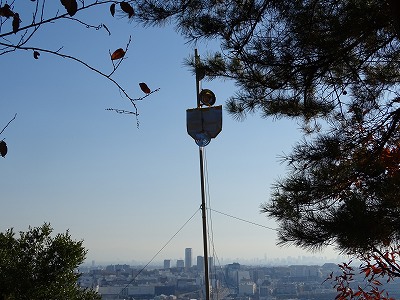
[0,4,14,18]
[60,0,78,17]
[12,13,20,33]
[0,140,7,157]
[110,3,116,17]
[120,2,134,18]
[139,82,151,94]
[111,48,125,60]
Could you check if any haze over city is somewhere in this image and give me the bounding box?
[1,3,344,265]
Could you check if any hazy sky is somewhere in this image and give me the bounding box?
[1,2,343,265]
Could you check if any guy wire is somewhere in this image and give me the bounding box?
[118,207,201,297]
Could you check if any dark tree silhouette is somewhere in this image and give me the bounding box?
[131,0,399,121]
[0,223,100,300]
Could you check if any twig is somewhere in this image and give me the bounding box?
[106,88,160,128]
[105,108,137,115]
[109,36,132,77]
[0,42,139,114]
[132,88,161,103]
[0,113,17,136]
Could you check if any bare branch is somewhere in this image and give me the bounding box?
[106,88,161,128]
[0,113,17,136]
[105,108,137,115]
[134,88,161,102]
[0,1,116,39]
[109,36,132,77]
[0,40,139,113]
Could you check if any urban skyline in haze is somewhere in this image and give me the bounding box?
[85,246,347,267]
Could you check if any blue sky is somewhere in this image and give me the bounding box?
[0,2,344,265]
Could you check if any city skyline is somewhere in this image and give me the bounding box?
[77,255,400,300]
[85,246,347,268]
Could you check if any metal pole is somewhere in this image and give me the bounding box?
[195,49,201,108]
[199,146,211,300]
[195,48,211,300]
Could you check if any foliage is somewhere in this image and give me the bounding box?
[0,223,100,300]
[132,0,400,122]
[326,246,400,299]
[260,100,400,253]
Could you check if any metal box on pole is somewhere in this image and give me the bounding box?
[186,105,222,147]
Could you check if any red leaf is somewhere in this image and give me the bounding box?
[371,279,382,286]
[110,3,115,17]
[371,265,382,274]
[120,1,134,18]
[111,48,125,60]
[364,267,371,277]
[139,82,151,94]
[12,13,20,33]
[0,140,7,157]
[353,291,362,297]
[60,0,78,16]
[0,4,14,18]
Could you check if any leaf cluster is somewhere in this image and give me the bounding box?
[0,223,100,300]
[326,246,400,300]
[261,100,400,253]
[133,0,400,123]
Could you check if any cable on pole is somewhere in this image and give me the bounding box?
[118,208,201,298]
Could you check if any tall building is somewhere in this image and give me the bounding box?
[177,259,184,269]
[208,257,213,269]
[185,248,192,270]
[197,256,204,271]
[196,256,213,273]
[163,259,171,269]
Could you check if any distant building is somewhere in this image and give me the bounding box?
[197,256,204,271]
[196,256,214,274]
[79,260,358,300]
[115,264,130,273]
[105,265,115,272]
[164,259,171,269]
[185,248,192,270]
[238,281,256,296]
[275,282,298,297]
[176,259,184,269]
[98,285,155,299]
[289,265,321,280]
[225,263,241,289]
[208,257,213,269]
